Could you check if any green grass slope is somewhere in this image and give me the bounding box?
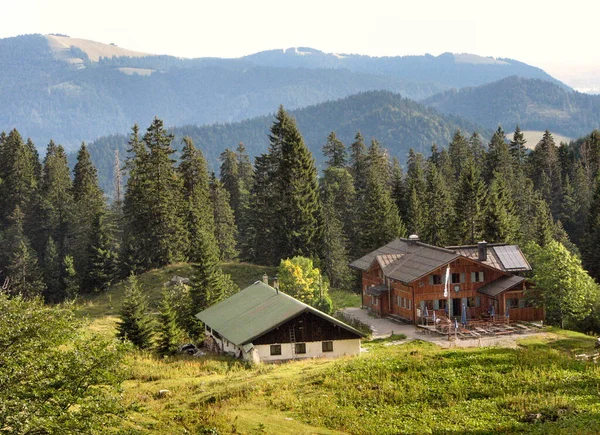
[75,263,600,434]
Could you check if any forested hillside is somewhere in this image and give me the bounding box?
[0,34,568,151]
[82,91,486,195]
[424,76,600,137]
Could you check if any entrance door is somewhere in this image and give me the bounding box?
[452,298,461,319]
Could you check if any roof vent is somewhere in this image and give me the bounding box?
[478,241,488,261]
[408,234,419,246]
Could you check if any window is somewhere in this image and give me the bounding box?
[471,271,485,283]
[408,299,412,310]
[270,344,282,356]
[322,341,333,352]
[424,300,434,310]
[451,273,460,284]
[295,343,306,354]
[397,295,401,306]
[437,299,447,310]
[467,296,480,308]
[371,295,378,306]
[508,298,519,309]
[430,274,442,285]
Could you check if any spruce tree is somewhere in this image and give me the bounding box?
[582,176,600,280]
[72,143,106,283]
[448,130,470,181]
[42,237,62,303]
[348,131,369,196]
[405,149,427,236]
[156,288,184,356]
[323,131,347,168]
[484,172,519,243]
[272,106,322,260]
[179,136,218,263]
[510,125,528,166]
[40,141,74,260]
[117,274,153,349]
[453,158,487,244]
[62,255,79,300]
[83,212,119,293]
[219,148,241,220]
[423,164,453,246]
[320,187,351,289]
[390,158,406,221]
[485,126,514,183]
[528,130,562,216]
[210,173,238,261]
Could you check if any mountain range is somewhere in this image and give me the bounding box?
[0,34,575,152]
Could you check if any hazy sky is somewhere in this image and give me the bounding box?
[3,0,599,85]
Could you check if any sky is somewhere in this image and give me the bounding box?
[3,0,600,89]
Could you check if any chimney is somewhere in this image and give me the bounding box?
[408,234,419,247]
[262,274,269,285]
[478,241,488,261]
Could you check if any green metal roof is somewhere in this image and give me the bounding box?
[195,281,364,345]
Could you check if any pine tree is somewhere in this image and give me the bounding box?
[405,149,427,236]
[117,274,154,349]
[72,143,106,283]
[453,158,487,244]
[40,141,74,262]
[210,173,238,261]
[179,137,219,263]
[469,132,486,167]
[485,126,514,183]
[528,130,562,216]
[219,148,241,219]
[448,130,470,181]
[348,131,369,195]
[390,158,406,220]
[123,120,187,271]
[423,164,453,246]
[2,206,45,299]
[321,192,351,289]
[83,212,119,293]
[42,237,62,303]
[233,142,253,260]
[62,255,79,300]
[358,162,406,254]
[484,172,519,243]
[156,288,184,356]
[582,175,600,280]
[323,131,347,168]
[510,125,528,166]
[272,106,322,261]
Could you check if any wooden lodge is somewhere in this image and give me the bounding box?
[196,281,364,363]
[350,236,544,324]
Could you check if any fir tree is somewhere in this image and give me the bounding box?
[62,255,79,300]
[405,149,426,236]
[323,131,347,168]
[83,212,119,294]
[484,172,519,243]
[453,158,487,244]
[42,237,62,303]
[219,148,240,220]
[321,192,351,289]
[156,288,184,356]
[510,125,528,166]
[179,137,219,263]
[582,176,600,281]
[272,106,322,261]
[117,274,154,349]
[72,142,106,283]
[390,158,406,221]
[320,166,357,255]
[485,126,514,183]
[448,130,470,181]
[348,131,368,195]
[210,173,238,261]
[423,164,453,246]
[528,130,562,216]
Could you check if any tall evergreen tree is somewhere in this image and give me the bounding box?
[448,130,470,181]
[42,236,61,303]
[509,125,528,166]
[272,106,322,261]
[82,212,119,294]
[123,120,187,271]
[453,158,487,244]
[423,164,453,246]
[484,172,519,243]
[485,126,514,183]
[405,149,427,236]
[117,274,154,349]
[210,173,238,261]
[179,137,219,263]
[321,197,351,289]
[156,287,184,356]
[323,131,347,168]
[582,176,600,280]
[72,143,105,282]
[348,131,369,195]
[219,148,241,220]
[528,130,562,216]
[320,166,357,255]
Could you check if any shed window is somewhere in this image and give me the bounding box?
[295,343,306,354]
[270,344,282,356]
[322,341,333,352]
[430,274,442,285]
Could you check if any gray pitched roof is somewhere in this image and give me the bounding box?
[448,244,531,272]
[349,238,459,284]
[476,275,525,297]
[195,281,364,346]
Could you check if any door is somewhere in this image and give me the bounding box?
[452,298,461,319]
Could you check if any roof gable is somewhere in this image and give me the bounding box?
[350,238,459,283]
[196,281,364,345]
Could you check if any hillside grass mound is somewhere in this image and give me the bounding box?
[74,263,600,434]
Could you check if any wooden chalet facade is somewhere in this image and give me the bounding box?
[196,281,364,363]
[350,237,544,324]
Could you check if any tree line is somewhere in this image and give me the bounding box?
[2,107,600,332]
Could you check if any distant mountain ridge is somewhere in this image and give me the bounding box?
[423,76,600,138]
[0,34,564,151]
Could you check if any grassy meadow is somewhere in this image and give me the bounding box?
[74,263,600,434]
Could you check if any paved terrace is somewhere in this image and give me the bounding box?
[342,307,542,349]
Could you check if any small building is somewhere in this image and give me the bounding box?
[350,236,544,324]
[195,281,364,363]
